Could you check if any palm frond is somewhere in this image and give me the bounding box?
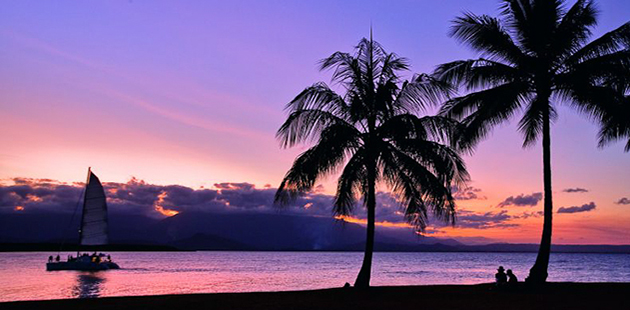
[382,143,461,230]
[380,148,428,231]
[518,99,557,147]
[553,0,597,64]
[433,58,521,91]
[275,123,360,205]
[379,52,410,84]
[391,138,470,187]
[567,22,630,64]
[333,149,368,215]
[319,51,365,90]
[597,97,630,152]
[285,82,347,113]
[394,73,455,113]
[417,115,470,151]
[450,12,525,64]
[441,82,529,149]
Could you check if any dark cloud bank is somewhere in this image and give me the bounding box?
[1,177,495,227]
[2,178,628,251]
[0,177,505,249]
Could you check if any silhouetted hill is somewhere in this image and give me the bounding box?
[172,233,254,251]
[0,243,178,252]
[1,212,629,253]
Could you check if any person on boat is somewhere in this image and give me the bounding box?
[55,255,60,262]
[107,254,111,262]
[495,266,507,286]
[507,269,518,284]
[48,256,53,263]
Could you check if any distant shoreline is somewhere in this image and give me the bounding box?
[1,242,630,254]
[1,283,629,310]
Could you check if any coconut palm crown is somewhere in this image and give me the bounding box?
[434,0,630,283]
[275,36,469,288]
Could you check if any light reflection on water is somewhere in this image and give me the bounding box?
[0,251,629,302]
[72,273,105,298]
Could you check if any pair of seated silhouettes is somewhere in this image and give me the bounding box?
[495,266,517,286]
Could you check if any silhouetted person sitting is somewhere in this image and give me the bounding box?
[495,266,507,286]
[55,255,60,262]
[507,269,518,284]
[107,255,111,262]
[48,256,53,263]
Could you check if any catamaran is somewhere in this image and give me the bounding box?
[46,168,120,271]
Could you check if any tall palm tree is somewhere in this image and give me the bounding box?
[275,36,469,288]
[434,0,630,283]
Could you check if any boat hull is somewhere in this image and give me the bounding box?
[46,261,120,271]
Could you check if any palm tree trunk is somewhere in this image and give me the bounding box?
[354,162,376,288]
[527,106,553,284]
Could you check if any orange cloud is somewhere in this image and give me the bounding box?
[334,215,413,229]
[26,194,42,202]
[154,191,179,217]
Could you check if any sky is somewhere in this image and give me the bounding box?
[1,0,629,245]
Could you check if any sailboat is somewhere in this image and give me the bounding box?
[46,168,120,271]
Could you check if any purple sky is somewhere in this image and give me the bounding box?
[1,0,629,244]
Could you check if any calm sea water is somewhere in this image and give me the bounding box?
[0,251,629,302]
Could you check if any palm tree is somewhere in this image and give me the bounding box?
[275,36,469,288]
[434,0,630,283]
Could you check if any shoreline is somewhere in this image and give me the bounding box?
[2,283,628,310]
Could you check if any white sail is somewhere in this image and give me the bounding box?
[79,170,109,246]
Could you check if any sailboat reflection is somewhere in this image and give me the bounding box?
[72,272,105,298]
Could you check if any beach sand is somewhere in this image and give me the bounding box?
[1,283,628,310]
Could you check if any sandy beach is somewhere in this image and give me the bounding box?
[1,283,628,310]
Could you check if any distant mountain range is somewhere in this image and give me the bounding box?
[1,211,629,253]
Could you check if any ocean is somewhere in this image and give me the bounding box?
[1,251,629,302]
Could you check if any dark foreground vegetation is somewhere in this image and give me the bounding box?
[2,283,628,310]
